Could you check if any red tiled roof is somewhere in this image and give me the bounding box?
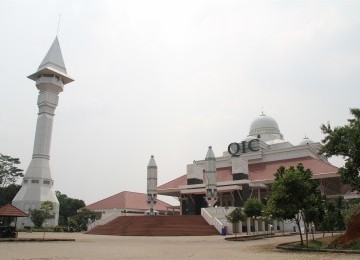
[157,157,339,190]
[158,174,187,190]
[249,156,339,181]
[0,204,28,217]
[85,191,173,211]
[157,169,234,190]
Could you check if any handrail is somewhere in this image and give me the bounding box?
[87,211,123,230]
[201,208,226,234]
[201,208,214,226]
[200,207,237,235]
[213,217,224,234]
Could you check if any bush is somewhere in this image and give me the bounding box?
[54,226,64,232]
[345,203,360,226]
[24,226,31,231]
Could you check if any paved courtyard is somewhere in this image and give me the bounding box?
[0,232,358,259]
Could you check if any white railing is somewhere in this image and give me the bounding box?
[201,207,234,235]
[204,207,236,218]
[201,207,214,226]
[213,217,224,234]
[87,211,123,231]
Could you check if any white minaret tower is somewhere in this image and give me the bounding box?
[147,155,158,215]
[12,37,74,227]
[204,146,218,207]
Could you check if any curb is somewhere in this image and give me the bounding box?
[0,238,75,242]
[276,241,360,254]
[225,233,295,241]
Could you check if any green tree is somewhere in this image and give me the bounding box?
[29,201,55,228]
[226,207,246,237]
[0,183,21,207]
[321,200,338,237]
[320,108,360,192]
[266,163,319,245]
[0,154,23,188]
[56,191,86,226]
[303,193,325,240]
[243,198,264,234]
[68,208,97,231]
[243,198,263,219]
[334,196,346,232]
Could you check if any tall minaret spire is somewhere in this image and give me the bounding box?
[13,37,74,227]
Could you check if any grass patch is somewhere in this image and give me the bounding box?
[346,241,360,250]
[293,240,323,249]
[331,240,360,250]
[290,236,360,251]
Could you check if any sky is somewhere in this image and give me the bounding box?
[1,0,359,205]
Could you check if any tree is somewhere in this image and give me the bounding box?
[303,193,326,240]
[29,201,55,228]
[243,198,264,234]
[321,200,339,237]
[334,196,346,232]
[56,191,86,226]
[266,163,320,245]
[0,154,23,188]
[0,183,21,207]
[226,207,246,237]
[320,108,360,192]
[243,198,263,219]
[68,208,97,231]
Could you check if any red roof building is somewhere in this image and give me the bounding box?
[86,191,176,220]
[0,204,28,228]
[157,113,350,215]
[0,204,28,217]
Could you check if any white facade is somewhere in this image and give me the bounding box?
[12,37,73,227]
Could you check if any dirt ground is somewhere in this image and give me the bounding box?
[334,211,360,248]
[0,232,359,260]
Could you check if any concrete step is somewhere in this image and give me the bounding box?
[86,215,219,236]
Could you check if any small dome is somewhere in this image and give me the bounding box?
[249,113,280,136]
[299,137,314,146]
[248,112,284,143]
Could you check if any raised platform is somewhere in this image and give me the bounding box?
[86,215,219,236]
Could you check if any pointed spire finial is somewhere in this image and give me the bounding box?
[56,14,62,37]
[148,155,157,167]
[28,37,74,84]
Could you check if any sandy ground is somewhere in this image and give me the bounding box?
[0,232,358,260]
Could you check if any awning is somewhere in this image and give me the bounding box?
[0,204,28,217]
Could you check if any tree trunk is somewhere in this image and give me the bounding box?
[312,225,315,241]
[301,212,309,246]
[304,221,309,246]
[296,219,303,245]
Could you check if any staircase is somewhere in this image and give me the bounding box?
[86,215,219,236]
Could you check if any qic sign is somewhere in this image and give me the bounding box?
[228,139,260,157]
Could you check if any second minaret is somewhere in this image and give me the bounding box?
[147,155,158,215]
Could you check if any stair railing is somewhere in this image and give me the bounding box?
[201,208,224,234]
[87,211,123,231]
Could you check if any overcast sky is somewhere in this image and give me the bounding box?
[1,0,359,205]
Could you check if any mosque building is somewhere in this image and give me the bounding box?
[157,112,348,218]
[87,112,348,235]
